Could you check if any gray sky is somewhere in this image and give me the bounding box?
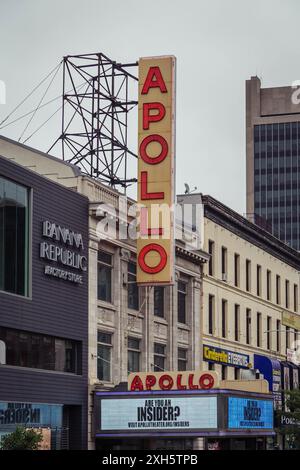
[1,0,300,213]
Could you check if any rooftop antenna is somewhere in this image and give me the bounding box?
[48,52,139,191]
[184,183,197,194]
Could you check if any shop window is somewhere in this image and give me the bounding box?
[267,316,272,350]
[154,286,164,318]
[208,240,214,276]
[285,280,290,309]
[221,365,227,380]
[246,259,251,292]
[97,251,112,302]
[221,299,227,338]
[0,176,30,296]
[257,312,261,347]
[128,337,140,373]
[234,304,240,341]
[234,254,240,287]
[221,247,227,280]
[178,348,188,371]
[246,309,251,345]
[276,275,281,305]
[128,263,139,310]
[0,327,80,374]
[153,343,166,372]
[177,281,187,324]
[208,294,215,335]
[97,332,112,381]
[267,270,271,301]
[276,320,281,352]
[294,284,298,312]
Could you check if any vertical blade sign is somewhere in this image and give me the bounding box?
[137,56,176,285]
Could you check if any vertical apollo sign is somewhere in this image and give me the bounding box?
[137,56,176,285]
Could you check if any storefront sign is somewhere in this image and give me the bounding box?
[100,396,217,431]
[203,345,250,368]
[40,221,87,284]
[0,402,62,427]
[282,311,300,331]
[278,413,300,427]
[228,397,273,430]
[137,56,176,285]
[254,355,282,409]
[128,371,219,392]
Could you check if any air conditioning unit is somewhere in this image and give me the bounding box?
[222,273,227,282]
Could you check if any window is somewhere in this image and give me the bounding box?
[221,299,227,338]
[154,286,164,318]
[0,176,30,296]
[128,262,139,310]
[246,260,251,292]
[257,313,261,347]
[178,281,187,324]
[178,348,188,371]
[246,309,251,345]
[97,332,112,381]
[285,280,290,309]
[221,247,227,280]
[208,294,215,335]
[234,368,240,380]
[295,329,298,345]
[294,284,298,312]
[208,362,215,371]
[0,327,80,374]
[208,240,214,276]
[128,337,140,373]
[276,320,281,352]
[97,251,112,302]
[234,254,240,287]
[257,265,261,297]
[267,270,271,301]
[154,343,166,372]
[286,326,290,349]
[234,304,240,341]
[221,365,227,380]
[276,275,281,305]
[267,316,272,350]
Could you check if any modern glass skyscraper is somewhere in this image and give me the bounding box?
[246,77,300,250]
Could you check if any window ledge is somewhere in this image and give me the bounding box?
[177,323,190,331]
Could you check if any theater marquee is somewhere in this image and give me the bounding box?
[137,56,176,285]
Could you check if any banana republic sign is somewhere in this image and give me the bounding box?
[40,221,87,284]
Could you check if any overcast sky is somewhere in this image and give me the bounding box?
[1,0,300,213]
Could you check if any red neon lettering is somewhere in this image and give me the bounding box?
[159,374,173,390]
[145,375,156,390]
[143,102,166,130]
[140,207,163,236]
[199,373,215,390]
[188,373,199,390]
[141,66,167,95]
[140,134,168,165]
[138,243,167,274]
[130,375,144,391]
[140,171,164,200]
[176,374,187,390]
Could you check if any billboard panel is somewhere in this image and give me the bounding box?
[137,56,176,285]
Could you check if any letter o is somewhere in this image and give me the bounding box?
[138,243,167,274]
[199,373,215,390]
[140,134,168,165]
[159,374,174,390]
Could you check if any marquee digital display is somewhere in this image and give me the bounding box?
[100,396,217,431]
[228,397,273,430]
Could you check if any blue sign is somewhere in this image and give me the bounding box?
[254,354,282,408]
[228,397,273,429]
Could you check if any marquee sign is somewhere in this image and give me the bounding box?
[128,371,219,392]
[137,56,176,285]
[100,396,217,432]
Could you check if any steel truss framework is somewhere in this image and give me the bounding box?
[50,52,138,189]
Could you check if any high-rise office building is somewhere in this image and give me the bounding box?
[246,76,300,250]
